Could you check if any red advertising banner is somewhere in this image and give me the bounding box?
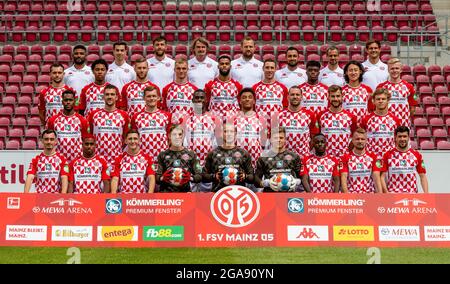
[1,186,449,247]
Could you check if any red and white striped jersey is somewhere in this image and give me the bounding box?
[88,109,130,166]
[78,82,117,117]
[69,154,110,194]
[376,80,418,127]
[27,152,69,193]
[300,154,340,193]
[253,81,289,122]
[162,81,198,124]
[342,83,373,126]
[360,112,401,159]
[233,112,267,168]
[317,109,357,158]
[299,82,329,116]
[120,80,160,118]
[38,85,75,122]
[204,78,243,119]
[340,150,378,193]
[380,147,426,193]
[184,112,219,166]
[112,151,155,194]
[131,109,172,161]
[46,112,89,163]
[275,109,319,159]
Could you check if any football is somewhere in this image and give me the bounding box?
[270,173,295,192]
[171,167,185,187]
[222,167,239,185]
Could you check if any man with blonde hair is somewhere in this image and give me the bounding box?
[188,37,218,89]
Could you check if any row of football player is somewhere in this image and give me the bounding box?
[41,37,394,124]
[24,121,428,195]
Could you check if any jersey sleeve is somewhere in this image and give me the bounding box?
[300,156,308,176]
[360,114,370,130]
[68,159,76,182]
[79,115,90,137]
[27,156,39,175]
[46,115,56,130]
[78,84,88,111]
[99,157,111,180]
[161,84,170,111]
[281,84,289,108]
[119,83,129,109]
[241,150,254,176]
[380,151,391,172]
[59,155,69,177]
[308,110,320,135]
[331,157,340,177]
[340,154,350,174]
[407,82,419,107]
[145,154,156,176]
[121,111,131,138]
[414,151,427,174]
[350,113,358,133]
[293,153,301,178]
[38,89,46,111]
[204,80,213,109]
[111,155,122,178]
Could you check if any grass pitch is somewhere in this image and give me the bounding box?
[0,247,449,264]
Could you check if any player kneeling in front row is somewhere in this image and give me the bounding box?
[111,130,155,193]
[203,123,254,192]
[157,125,203,192]
[255,127,301,192]
[68,134,110,193]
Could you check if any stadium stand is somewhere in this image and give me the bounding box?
[0,0,448,150]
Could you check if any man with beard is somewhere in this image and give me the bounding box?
[204,54,243,120]
[376,57,417,127]
[162,58,198,124]
[361,88,401,160]
[377,126,429,193]
[255,127,301,192]
[299,60,329,116]
[68,134,111,194]
[120,57,160,118]
[157,125,203,192]
[231,36,263,88]
[253,59,289,126]
[78,59,119,117]
[273,86,318,159]
[106,42,136,93]
[147,36,175,91]
[275,47,307,89]
[187,37,218,89]
[301,133,340,193]
[64,45,94,102]
[203,123,254,192]
[340,128,380,193]
[317,85,357,158]
[88,85,130,167]
[39,63,76,124]
[319,46,345,87]
[47,90,89,163]
[362,39,389,91]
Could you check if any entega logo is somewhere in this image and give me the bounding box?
[97,226,138,241]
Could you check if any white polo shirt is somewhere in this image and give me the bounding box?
[362,59,389,92]
[231,56,263,88]
[319,66,345,87]
[274,66,307,89]
[106,61,136,93]
[147,56,175,92]
[64,65,94,99]
[188,56,218,89]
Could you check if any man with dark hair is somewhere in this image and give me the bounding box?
[120,56,160,118]
[47,89,89,163]
[204,54,243,119]
[319,46,345,87]
[188,37,218,89]
[88,85,130,167]
[231,36,263,88]
[64,44,94,98]
[376,126,429,193]
[203,123,254,192]
[274,86,318,159]
[156,125,203,192]
[275,46,307,89]
[147,36,175,91]
[340,128,380,193]
[299,60,329,116]
[253,58,289,126]
[162,58,198,124]
[301,133,340,193]
[255,127,301,192]
[106,42,136,93]
[362,39,388,91]
[131,85,171,161]
[78,59,118,117]
[24,129,69,193]
[317,85,357,158]
[111,130,156,193]
[68,134,111,194]
[39,63,76,124]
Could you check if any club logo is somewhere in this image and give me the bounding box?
[287,198,304,213]
[105,199,122,214]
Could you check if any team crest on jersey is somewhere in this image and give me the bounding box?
[284,155,293,161]
[124,69,129,73]
[131,164,137,171]
[207,63,212,68]
[225,157,232,164]
[65,125,71,131]
[139,158,146,164]
[276,161,284,168]
[318,165,325,172]
[177,92,184,99]
[45,164,52,171]
[165,155,171,160]
[173,159,181,167]
[311,93,317,99]
[85,167,91,174]
[165,62,171,67]
[233,151,242,159]
[297,73,303,77]
[106,119,112,126]
[84,71,90,75]
[181,154,190,161]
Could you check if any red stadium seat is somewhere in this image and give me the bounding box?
[22,140,37,150]
[428,65,442,77]
[401,65,412,76]
[416,75,430,88]
[5,140,20,150]
[431,75,446,88]
[426,106,441,120]
[437,141,450,150]
[438,95,450,110]
[358,26,370,42]
[413,64,427,78]
[420,140,435,150]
